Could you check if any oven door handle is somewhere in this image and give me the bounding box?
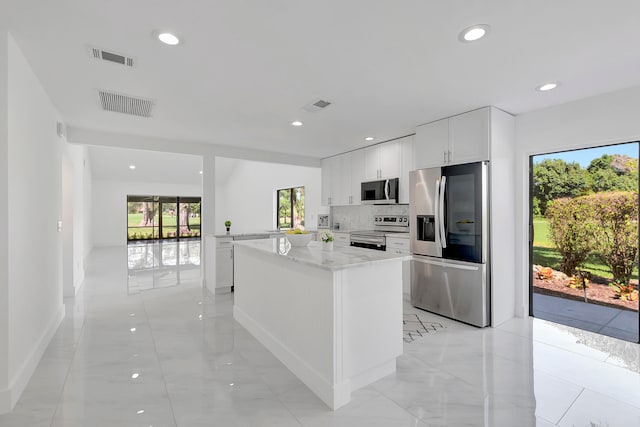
[351,236,385,245]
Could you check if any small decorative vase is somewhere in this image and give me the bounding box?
[322,241,334,252]
[226,227,230,235]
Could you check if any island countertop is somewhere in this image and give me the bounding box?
[233,237,410,271]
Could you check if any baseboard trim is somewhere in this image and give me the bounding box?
[0,304,65,414]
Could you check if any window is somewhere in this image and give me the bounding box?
[277,186,304,230]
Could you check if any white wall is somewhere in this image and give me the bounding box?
[2,34,66,412]
[62,143,92,295]
[215,158,322,234]
[514,85,640,317]
[92,180,202,247]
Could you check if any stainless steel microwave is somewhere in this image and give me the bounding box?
[361,178,399,204]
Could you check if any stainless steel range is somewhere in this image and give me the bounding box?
[350,215,409,251]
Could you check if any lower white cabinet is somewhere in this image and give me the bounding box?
[333,232,350,247]
[385,236,411,295]
[216,237,234,292]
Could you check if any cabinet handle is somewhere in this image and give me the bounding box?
[448,150,452,163]
[443,151,447,164]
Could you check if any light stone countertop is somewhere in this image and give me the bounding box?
[213,231,285,239]
[233,237,410,271]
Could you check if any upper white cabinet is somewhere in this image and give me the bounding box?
[364,141,401,180]
[449,108,489,165]
[399,135,414,204]
[414,119,448,169]
[321,152,362,206]
[350,150,365,204]
[415,107,489,169]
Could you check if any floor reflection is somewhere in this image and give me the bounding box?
[127,239,201,293]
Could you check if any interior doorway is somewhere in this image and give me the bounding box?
[529,142,639,343]
[127,195,201,242]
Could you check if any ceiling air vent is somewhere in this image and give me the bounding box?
[302,98,332,113]
[98,90,155,118]
[89,46,135,67]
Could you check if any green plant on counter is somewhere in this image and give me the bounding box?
[224,220,232,227]
[321,231,334,243]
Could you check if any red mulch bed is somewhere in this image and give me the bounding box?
[533,266,638,312]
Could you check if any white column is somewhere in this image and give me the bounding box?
[0,27,11,413]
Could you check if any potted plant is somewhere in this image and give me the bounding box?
[320,231,334,251]
[224,220,232,234]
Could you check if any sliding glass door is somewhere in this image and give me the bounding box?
[529,142,639,343]
[127,195,201,242]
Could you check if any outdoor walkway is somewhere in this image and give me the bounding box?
[533,293,639,342]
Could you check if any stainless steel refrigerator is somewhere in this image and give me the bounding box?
[409,161,490,327]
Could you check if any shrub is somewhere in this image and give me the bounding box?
[546,197,598,276]
[590,192,639,285]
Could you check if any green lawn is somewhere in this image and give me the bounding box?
[532,216,637,281]
[127,213,201,239]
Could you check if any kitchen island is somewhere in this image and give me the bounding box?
[232,238,409,410]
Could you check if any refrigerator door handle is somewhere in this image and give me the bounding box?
[434,178,441,247]
[439,176,447,248]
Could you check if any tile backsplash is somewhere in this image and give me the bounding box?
[330,204,409,231]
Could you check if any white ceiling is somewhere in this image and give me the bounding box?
[7,1,640,158]
[88,146,202,185]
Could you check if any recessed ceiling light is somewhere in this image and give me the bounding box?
[158,32,180,46]
[365,137,374,141]
[129,165,136,170]
[131,373,139,379]
[459,24,490,43]
[537,82,559,91]
[291,121,303,127]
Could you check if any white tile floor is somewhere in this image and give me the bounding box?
[1,242,639,426]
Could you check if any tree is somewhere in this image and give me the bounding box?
[179,203,190,235]
[534,159,589,215]
[591,192,639,285]
[139,202,154,226]
[587,154,637,193]
[546,197,598,276]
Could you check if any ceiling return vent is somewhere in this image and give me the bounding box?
[98,90,155,118]
[89,46,135,67]
[302,98,332,113]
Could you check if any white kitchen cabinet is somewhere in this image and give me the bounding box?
[216,237,234,291]
[330,154,350,206]
[399,135,414,204]
[385,236,411,295]
[333,232,350,247]
[322,151,363,206]
[415,118,448,169]
[449,108,489,165]
[414,107,490,169]
[321,157,332,206]
[364,145,380,180]
[364,141,401,180]
[350,150,365,204]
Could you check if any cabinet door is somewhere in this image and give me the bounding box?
[449,108,489,165]
[350,149,365,204]
[364,145,380,180]
[331,153,350,206]
[216,247,233,288]
[415,119,449,169]
[333,232,350,247]
[399,136,415,204]
[321,157,332,206]
[379,140,401,178]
